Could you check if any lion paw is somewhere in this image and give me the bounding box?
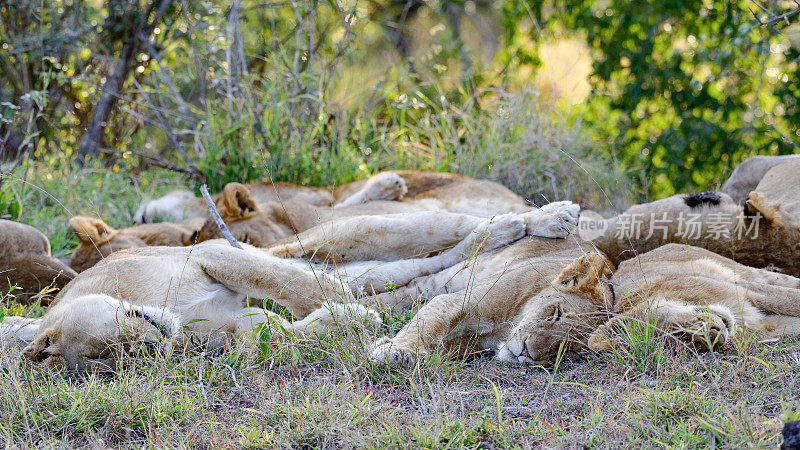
[328,302,383,328]
[337,173,408,207]
[680,306,733,351]
[523,201,580,238]
[370,337,422,368]
[370,173,408,201]
[474,213,527,251]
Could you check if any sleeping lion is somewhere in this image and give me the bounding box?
[371,242,800,368]
[134,170,524,224]
[557,243,800,355]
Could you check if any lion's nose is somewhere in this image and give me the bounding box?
[521,341,531,359]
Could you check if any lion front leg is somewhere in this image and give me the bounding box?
[342,213,524,294]
[588,298,735,352]
[267,212,485,262]
[370,291,488,367]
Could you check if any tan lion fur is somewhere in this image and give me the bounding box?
[747,158,800,235]
[0,219,76,303]
[193,172,554,247]
[134,181,339,224]
[22,242,381,373]
[592,190,800,276]
[371,240,800,368]
[368,233,609,367]
[721,154,800,204]
[134,171,414,224]
[68,216,206,273]
[18,202,580,373]
[549,244,800,353]
[77,171,478,268]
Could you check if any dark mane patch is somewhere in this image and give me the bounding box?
[683,191,722,208]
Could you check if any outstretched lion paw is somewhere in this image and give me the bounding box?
[679,306,734,351]
[336,173,408,207]
[523,201,580,238]
[465,213,527,253]
[300,301,382,335]
[370,337,424,368]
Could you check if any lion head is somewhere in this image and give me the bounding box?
[21,294,180,374]
[497,253,615,365]
[194,183,294,247]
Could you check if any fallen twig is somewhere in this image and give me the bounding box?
[199,184,243,249]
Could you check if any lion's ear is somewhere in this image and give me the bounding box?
[220,183,258,220]
[69,216,115,245]
[554,253,615,294]
[182,229,199,246]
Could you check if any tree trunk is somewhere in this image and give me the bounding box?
[75,40,137,163]
[0,91,28,163]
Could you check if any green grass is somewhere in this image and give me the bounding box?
[0,325,795,447]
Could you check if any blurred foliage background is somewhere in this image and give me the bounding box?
[0,0,797,217]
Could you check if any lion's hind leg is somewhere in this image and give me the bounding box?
[193,244,345,318]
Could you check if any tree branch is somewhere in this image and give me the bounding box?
[750,0,800,28]
[199,185,243,249]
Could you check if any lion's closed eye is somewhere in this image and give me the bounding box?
[560,277,579,287]
[547,304,564,322]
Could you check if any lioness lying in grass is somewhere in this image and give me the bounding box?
[368,234,610,367]
[135,170,522,224]
[68,216,206,273]
[371,242,800,368]
[68,172,411,272]
[558,244,800,355]
[192,170,543,246]
[133,171,408,223]
[592,159,799,276]
[71,170,532,271]
[0,219,76,303]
